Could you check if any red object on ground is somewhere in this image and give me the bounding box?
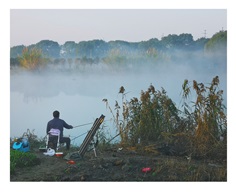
[67,160,76,164]
[55,152,63,157]
[142,167,151,173]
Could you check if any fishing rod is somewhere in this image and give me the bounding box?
[71,119,109,140]
[73,119,110,128]
[71,119,116,142]
[73,122,94,128]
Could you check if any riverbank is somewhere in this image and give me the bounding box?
[10,145,226,181]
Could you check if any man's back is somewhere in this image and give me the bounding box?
[47,117,72,138]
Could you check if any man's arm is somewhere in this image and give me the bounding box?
[63,120,73,129]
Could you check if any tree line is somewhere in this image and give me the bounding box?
[10,31,227,69]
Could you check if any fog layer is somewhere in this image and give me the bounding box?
[10,60,226,145]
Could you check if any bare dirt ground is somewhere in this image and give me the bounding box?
[10,145,226,182]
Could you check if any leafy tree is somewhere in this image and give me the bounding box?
[205,31,226,51]
[10,58,19,67]
[204,31,227,66]
[60,41,77,58]
[160,33,194,50]
[194,37,209,50]
[204,30,227,55]
[29,40,61,58]
[77,39,109,59]
[102,48,127,67]
[138,38,161,50]
[18,47,46,70]
[10,45,26,58]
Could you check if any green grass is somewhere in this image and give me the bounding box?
[10,150,40,174]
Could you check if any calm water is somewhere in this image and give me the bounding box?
[10,63,226,146]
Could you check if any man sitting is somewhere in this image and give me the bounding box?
[46,110,73,150]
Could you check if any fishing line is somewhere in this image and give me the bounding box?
[71,131,88,141]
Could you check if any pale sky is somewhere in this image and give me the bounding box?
[10,9,227,47]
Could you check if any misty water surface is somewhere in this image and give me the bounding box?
[10,62,226,146]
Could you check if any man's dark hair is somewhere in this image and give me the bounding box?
[53,110,60,118]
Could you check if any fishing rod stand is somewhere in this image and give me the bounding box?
[91,141,97,157]
[64,114,105,160]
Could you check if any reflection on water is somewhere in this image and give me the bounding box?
[10,63,226,145]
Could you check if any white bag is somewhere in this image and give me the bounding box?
[43,148,55,156]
